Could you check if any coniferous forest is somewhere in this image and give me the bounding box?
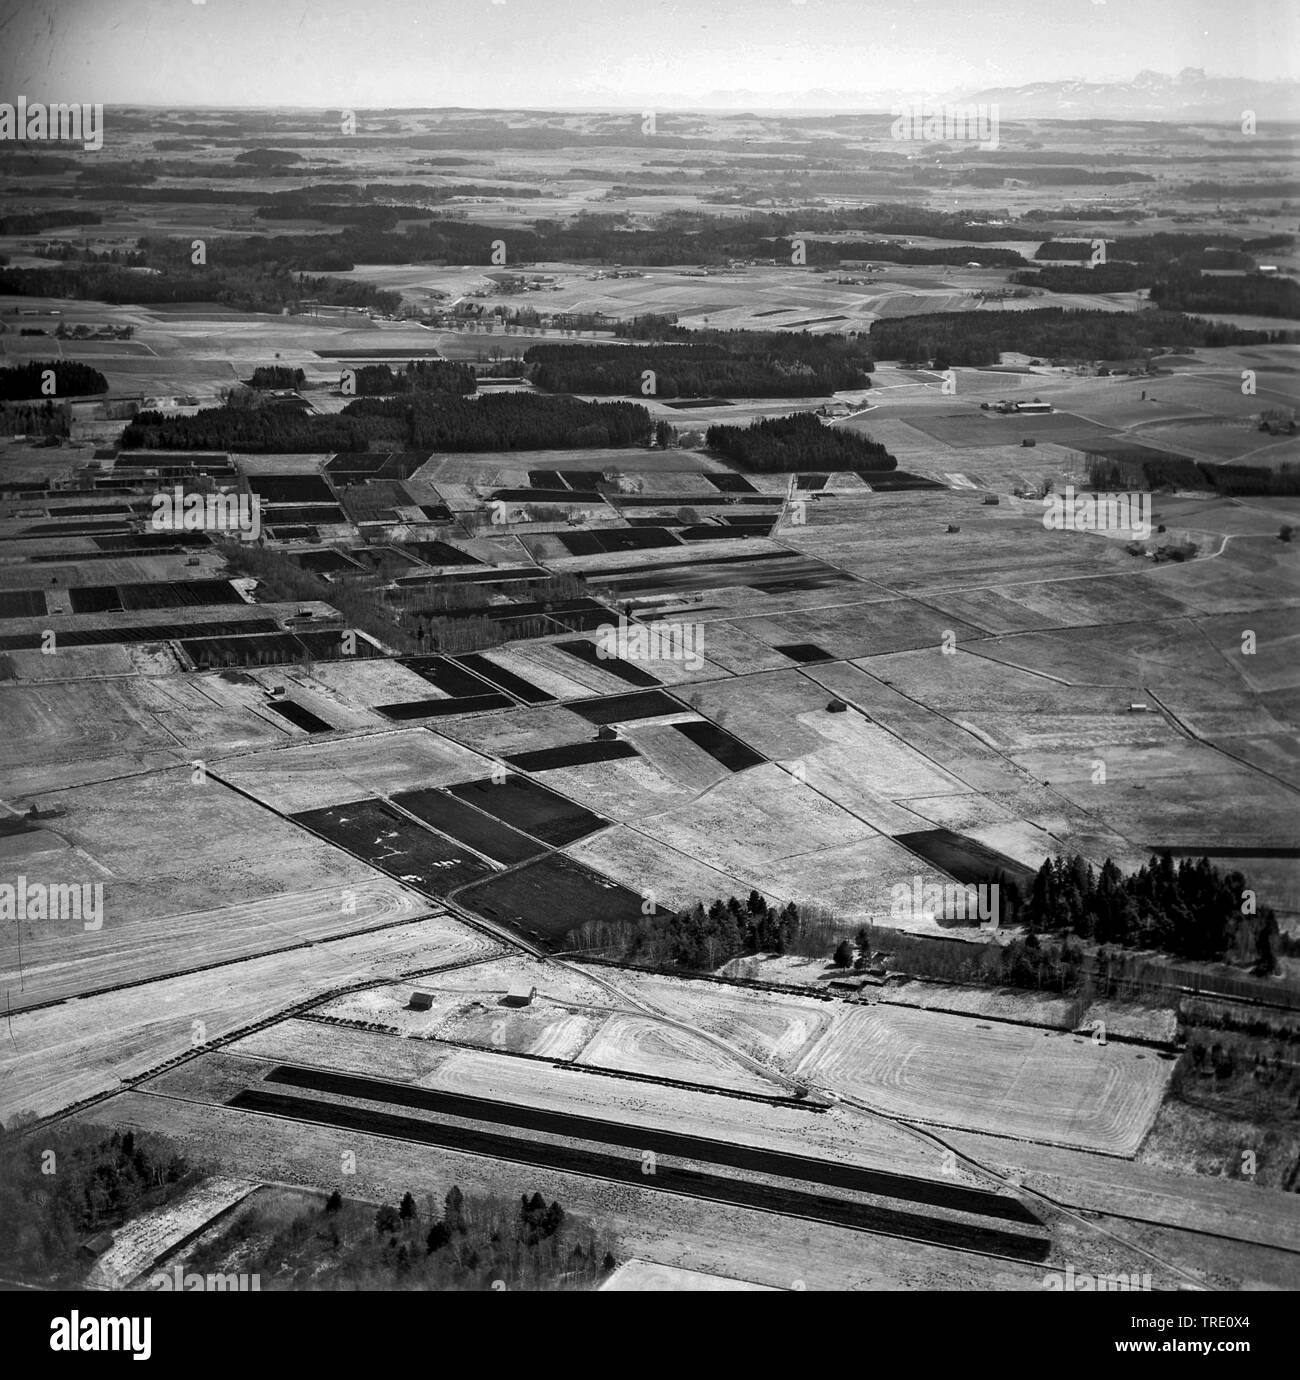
[867,307,1281,367]
[705,411,897,472]
[121,391,651,452]
[525,333,873,398]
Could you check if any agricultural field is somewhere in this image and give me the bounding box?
[4,60,1299,1306]
[792,1005,1175,1155]
[0,912,496,1121]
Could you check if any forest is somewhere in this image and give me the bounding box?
[1021,853,1281,968]
[0,264,399,316]
[867,307,1277,367]
[345,360,478,396]
[524,333,874,397]
[571,891,803,970]
[1151,270,1300,320]
[0,1126,200,1286]
[0,208,101,234]
[122,392,652,452]
[839,243,1027,267]
[705,411,898,473]
[344,391,652,450]
[0,360,107,399]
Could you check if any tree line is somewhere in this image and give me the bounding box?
[524,334,874,398]
[343,391,653,451]
[344,361,477,396]
[123,391,651,453]
[867,307,1281,367]
[705,410,897,473]
[571,891,803,970]
[0,264,399,316]
[0,360,107,399]
[1151,270,1300,320]
[0,208,101,234]
[1085,453,1300,498]
[1022,853,1281,969]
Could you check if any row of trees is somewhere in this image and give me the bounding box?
[1033,233,1260,267]
[0,264,400,316]
[571,891,803,970]
[705,410,898,473]
[121,392,651,452]
[1085,454,1300,498]
[0,208,101,234]
[867,307,1281,368]
[343,392,653,452]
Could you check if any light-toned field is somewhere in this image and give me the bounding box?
[620,721,730,794]
[565,824,778,912]
[793,1005,1174,1155]
[0,773,438,1007]
[291,658,445,707]
[749,833,969,930]
[0,912,496,1121]
[574,1013,788,1093]
[211,728,492,812]
[637,762,876,874]
[84,1177,257,1290]
[597,969,836,1069]
[947,1125,1300,1259]
[600,1258,779,1290]
[316,979,605,1060]
[0,675,286,794]
[881,980,1178,1044]
[436,704,598,756]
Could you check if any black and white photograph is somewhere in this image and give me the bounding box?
[0,0,1296,1344]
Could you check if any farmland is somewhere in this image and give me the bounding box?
[2,71,1298,1306]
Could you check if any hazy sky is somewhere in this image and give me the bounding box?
[1,0,1297,108]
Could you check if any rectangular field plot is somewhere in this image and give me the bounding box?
[0,914,491,1121]
[375,693,513,720]
[505,739,640,772]
[672,720,765,771]
[557,638,660,687]
[390,788,544,865]
[447,773,606,847]
[569,690,685,724]
[793,1005,1173,1155]
[213,728,491,814]
[293,797,494,895]
[452,653,554,703]
[574,1014,792,1096]
[0,589,47,618]
[456,852,643,944]
[893,828,1037,887]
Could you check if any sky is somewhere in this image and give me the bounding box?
[0,0,1297,109]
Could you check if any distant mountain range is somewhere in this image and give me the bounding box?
[696,70,1300,121]
[963,69,1300,122]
